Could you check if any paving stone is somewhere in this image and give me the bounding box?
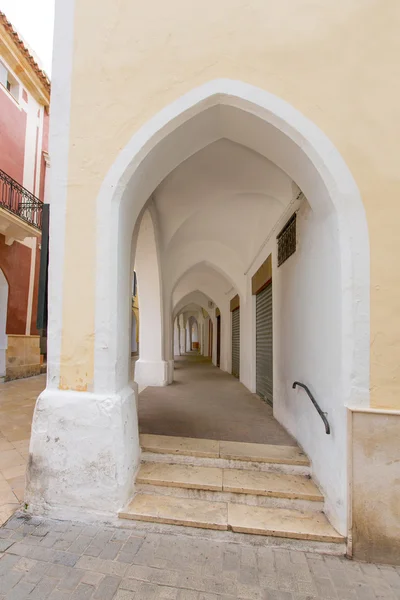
[47,564,73,579]
[14,557,38,572]
[81,527,100,539]
[99,541,123,561]
[32,525,51,537]
[23,559,51,583]
[119,538,144,557]
[70,583,94,600]
[75,555,128,578]
[0,516,398,600]
[314,576,338,598]
[0,553,20,574]
[177,591,199,600]
[28,575,58,599]
[0,539,15,552]
[4,579,36,599]
[113,591,136,600]
[69,536,93,555]
[48,591,73,600]
[0,570,23,594]
[135,582,159,599]
[0,529,13,539]
[264,592,293,600]
[80,572,104,587]
[110,531,131,543]
[58,568,85,591]
[92,575,120,599]
[157,588,179,600]
[40,534,63,548]
[119,578,141,592]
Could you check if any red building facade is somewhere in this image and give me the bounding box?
[0,12,50,380]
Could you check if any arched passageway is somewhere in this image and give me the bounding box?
[28,80,369,539]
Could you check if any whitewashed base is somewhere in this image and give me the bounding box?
[134,359,170,387]
[26,385,140,516]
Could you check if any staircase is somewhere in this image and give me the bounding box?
[119,434,345,554]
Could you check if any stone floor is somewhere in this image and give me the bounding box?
[139,355,295,445]
[0,375,45,526]
[1,512,400,599]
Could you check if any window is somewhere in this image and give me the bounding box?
[277,213,297,266]
[0,61,19,102]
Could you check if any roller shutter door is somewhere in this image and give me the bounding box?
[231,308,240,378]
[256,283,273,404]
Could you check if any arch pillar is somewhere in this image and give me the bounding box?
[134,209,169,387]
[173,317,180,356]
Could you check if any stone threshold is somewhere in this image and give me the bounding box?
[140,434,309,465]
[136,462,323,501]
[119,493,344,543]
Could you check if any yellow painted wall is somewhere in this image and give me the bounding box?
[61,0,400,408]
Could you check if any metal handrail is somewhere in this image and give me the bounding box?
[292,381,330,434]
[0,167,43,230]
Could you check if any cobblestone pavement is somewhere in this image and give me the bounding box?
[0,513,399,599]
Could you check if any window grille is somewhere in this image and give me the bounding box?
[277,213,296,266]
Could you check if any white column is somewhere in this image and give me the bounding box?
[220,305,231,373]
[192,320,198,344]
[174,318,180,356]
[240,287,256,391]
[134,210,168,386]
[179,314,185,354]
[198,315,204,355]
[26,0,140,519]
[204,317,210,357]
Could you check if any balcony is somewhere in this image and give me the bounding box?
[0,168,42,244]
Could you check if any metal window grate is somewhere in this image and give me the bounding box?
[277,213,296,266]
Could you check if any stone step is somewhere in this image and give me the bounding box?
[140,435,310,473]
[119,493,344,544]
[120,493,228,531]
[136,462,323,502]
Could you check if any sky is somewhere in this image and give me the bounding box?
[1,0,55,76]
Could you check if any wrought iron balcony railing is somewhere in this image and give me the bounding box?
[0,167,43,230]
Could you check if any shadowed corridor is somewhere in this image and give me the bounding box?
[138,354,296,445]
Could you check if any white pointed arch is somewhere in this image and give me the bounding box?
[93,78,369,410]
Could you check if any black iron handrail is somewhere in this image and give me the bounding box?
[292,381,330,434]
[0,167,43,230]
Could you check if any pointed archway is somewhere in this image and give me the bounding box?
[28,80,369,537]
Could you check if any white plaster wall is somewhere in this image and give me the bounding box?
[0,269,8,377]
[240,194,347,534]
[272,200,347,534]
